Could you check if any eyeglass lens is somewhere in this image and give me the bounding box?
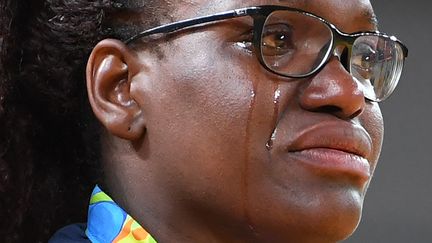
[350,36,405,101]
[261,10,405,101]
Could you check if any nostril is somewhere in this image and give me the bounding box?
[311,105,363,120]
[315,105,341,114]
[348,109,363,119]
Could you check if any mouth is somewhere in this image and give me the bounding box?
[286,122,373,182]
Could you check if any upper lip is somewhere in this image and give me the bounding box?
[287,122,373,159]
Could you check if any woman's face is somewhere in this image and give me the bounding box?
[131,0,383,241]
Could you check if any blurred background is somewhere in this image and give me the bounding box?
[347,1,432,242]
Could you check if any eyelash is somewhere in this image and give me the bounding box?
[234,30,254,52]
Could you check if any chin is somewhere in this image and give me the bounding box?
[313,205,363,243]
[257,206,362,243]
[302,190,365,242]
[249,182,365,243]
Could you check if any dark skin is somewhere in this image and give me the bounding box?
[87,0,383,242]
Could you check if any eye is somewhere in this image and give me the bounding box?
[351,42,376,79]
[261,23,295,56]
[235,29,254,52]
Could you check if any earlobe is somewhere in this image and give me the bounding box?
[86,39,146,140]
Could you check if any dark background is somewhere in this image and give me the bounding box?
[347,1,432,242]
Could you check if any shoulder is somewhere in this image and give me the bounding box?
[49,223,91,243]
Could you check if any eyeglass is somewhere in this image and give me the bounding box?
[124,5,408,102]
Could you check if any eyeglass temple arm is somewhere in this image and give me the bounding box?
[124,7,260,44]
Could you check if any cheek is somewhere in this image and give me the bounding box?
[143,36,271,205]
[163,40,254,138]
[155,32,276,141]
[362,102,384,171]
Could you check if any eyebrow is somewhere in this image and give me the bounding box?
[278,0,379,29]
[362,9,379,28]
[277,0,309,9]
[200,0,379,25]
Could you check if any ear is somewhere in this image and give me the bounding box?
[86,39,146,140]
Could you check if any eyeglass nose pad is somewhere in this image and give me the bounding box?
[332,45,349,71]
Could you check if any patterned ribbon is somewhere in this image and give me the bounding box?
[86,186,157,243]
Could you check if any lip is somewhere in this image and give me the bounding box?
[286,122,373,182]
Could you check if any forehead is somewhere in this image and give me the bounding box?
[173,0,377,32]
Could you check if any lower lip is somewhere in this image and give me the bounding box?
[288,148,371,181]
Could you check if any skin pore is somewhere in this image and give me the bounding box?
[87,0,383,242]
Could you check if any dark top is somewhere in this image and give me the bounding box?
[49,223,90,243]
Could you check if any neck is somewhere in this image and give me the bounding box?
[100,136,260,243]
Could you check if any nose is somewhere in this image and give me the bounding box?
[299,57,366,120]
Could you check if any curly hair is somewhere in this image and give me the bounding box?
[0,0,168,242]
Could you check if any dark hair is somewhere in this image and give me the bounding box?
[0,0,167,241]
